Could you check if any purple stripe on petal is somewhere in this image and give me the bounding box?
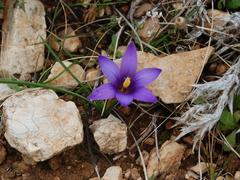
[133,87,158,103]
[120,42,137,77]
[88,83,116,100]
[99,55,120,84]
[116,93,133,106]
[133,68,161,88]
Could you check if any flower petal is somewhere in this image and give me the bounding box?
[116,93,133,106]
[99,55,120,83]
[120,42,137,77]
[88,83,116,100]
[133,68,161,88]
[133,87,158,103]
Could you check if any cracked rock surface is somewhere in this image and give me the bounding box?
[2,88,83,163]
[0,84,15,100]
[102,166,123,180]
[0,0,46,79]
[147,140,186,178]
[46,61,85,89]
[90,115,127,154]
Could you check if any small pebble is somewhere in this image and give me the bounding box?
[105,6,112,15]
[208,63,217,73]
[185,170,198,179]
[216,63,229,75]
[49,26,82,52]
[205,76,218,82]
[48,157,61,171]
[134,3,153,18]
[182,136,193,145]
[172,3,183,10]
[144,137,155,145]
[136,150,149,166]
[102,166,123,180]
[225,175,234,180]
[124,169,131,179]
[216,176,225,180]
[89,177,99,180]
[90,115,127,154]
[130,168,141,180]
[190,162,216,175]
[120,4,129,13]
[97,7,105,17]
[234,171,240,179]
[138,17,160,42]
[53,176,61,180]
[85,68,99,86]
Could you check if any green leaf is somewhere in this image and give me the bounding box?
[218,109,237,130]
[108,34,122,58]
[149,176,155,180]
[223,130,237,152]
[218,0,225,9]
[234,110,240,123]
[226,0,240,9]
[109,34,118,53]
[7,83,22,92]
[217,122,228,131]
[234,95,240,110]
[150,33,171,48]
[115,51,122,59]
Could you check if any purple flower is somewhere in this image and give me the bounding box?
[88,42,161,106]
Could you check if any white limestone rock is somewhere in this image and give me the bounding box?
[0,84,15,100]
[46,61,85,89]
[134,3,153,18]
[190,162,216,175]
[49,26,82,52]
[0,0,46,79]
[85,68,99,86]
[102,166,123,180]
[235,171,240,180]
[137,47,214,103]
[2,88,83,163]
[147,140,186,178]
[185,162,216,179]
[90,115,127,154]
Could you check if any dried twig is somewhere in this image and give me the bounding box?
[127,0,143,24]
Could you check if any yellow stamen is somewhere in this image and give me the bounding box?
[123,77,131,88]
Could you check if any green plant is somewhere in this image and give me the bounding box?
[108,34,122,58]
[217,95,240,151]
[218,0,240,10]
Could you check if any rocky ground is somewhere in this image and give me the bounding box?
[0,0,239,179]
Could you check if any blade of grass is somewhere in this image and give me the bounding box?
[0,78,88,101]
